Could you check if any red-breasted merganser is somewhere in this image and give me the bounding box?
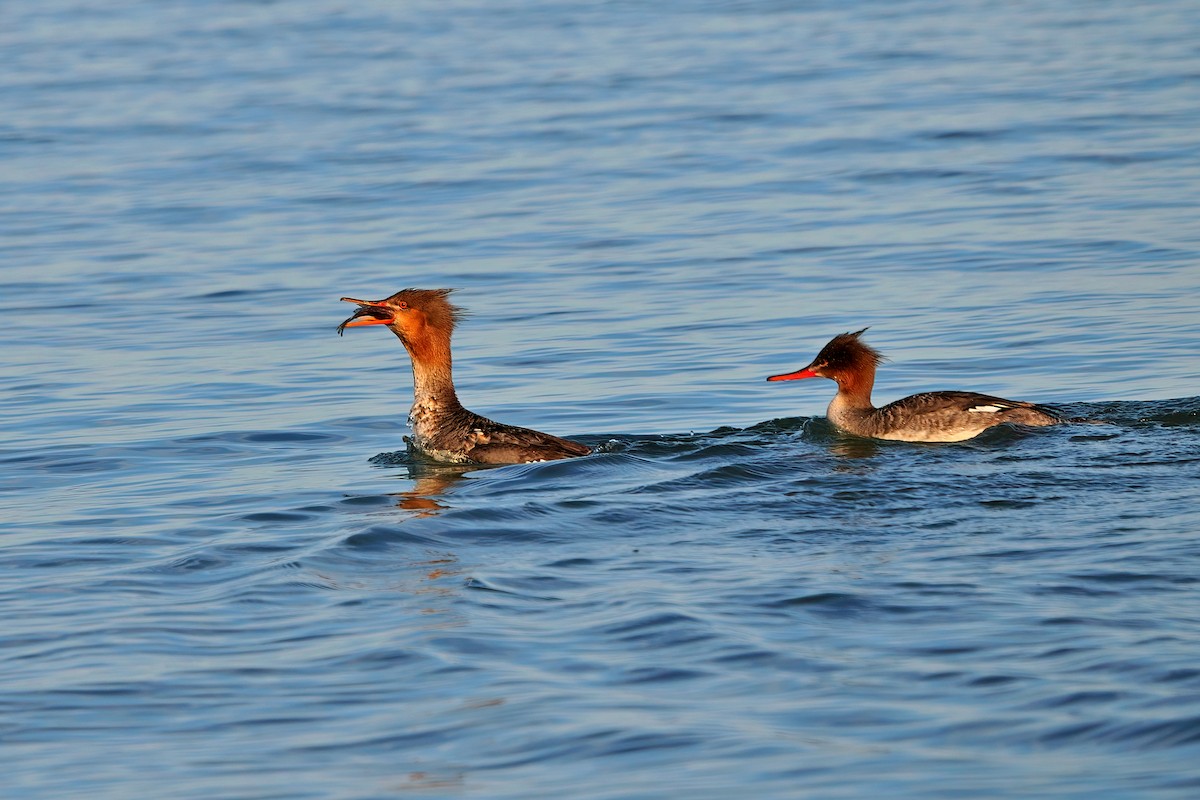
[338,289,591,464]
[766,328,1061,442]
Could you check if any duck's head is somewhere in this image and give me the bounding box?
[337,288,463,345]
[766,328,884,384]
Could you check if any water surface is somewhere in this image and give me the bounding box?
[3,1,1200,797]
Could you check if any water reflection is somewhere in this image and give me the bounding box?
[829,436,882,459]
[390,464,487,513]
[393,771,467,793]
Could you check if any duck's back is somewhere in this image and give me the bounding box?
[464,419,592,464]
[835,391,1060,442]
[410,409,591,464]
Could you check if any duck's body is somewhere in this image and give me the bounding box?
[768,329,1061,442]
[339,288,590,464]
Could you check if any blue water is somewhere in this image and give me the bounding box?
[4,1,1200,797]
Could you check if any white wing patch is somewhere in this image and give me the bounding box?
[967,404,1007,413]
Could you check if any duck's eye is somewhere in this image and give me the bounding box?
[397,301,409,310]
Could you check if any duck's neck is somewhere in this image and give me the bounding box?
[828,366,877,419]
[395,328,466,436]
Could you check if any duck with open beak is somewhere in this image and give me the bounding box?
[337,289,591,465]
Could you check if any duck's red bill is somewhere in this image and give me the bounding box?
[340,315,393,329]
[766,368,818,382]
[337,297,394,335]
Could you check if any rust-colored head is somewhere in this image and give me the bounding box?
[766,328,884,383]
[337,288,464,342]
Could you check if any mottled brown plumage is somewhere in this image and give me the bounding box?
[767,328,1061,442]
[338,289,591,464]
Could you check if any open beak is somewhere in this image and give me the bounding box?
[337,297,394,335]
[766,366,819,382]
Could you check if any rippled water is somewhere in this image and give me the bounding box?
[4,1,1200,797]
